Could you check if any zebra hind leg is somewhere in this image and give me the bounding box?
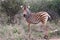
[44,35,49,40]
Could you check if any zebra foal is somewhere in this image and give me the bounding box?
[21,5,51,40]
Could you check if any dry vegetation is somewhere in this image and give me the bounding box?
[0,18,60,40]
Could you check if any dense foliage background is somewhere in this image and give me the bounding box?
[0,0,60,24]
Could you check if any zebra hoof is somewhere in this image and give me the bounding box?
[44,35,49,40]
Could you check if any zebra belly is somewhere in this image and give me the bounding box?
[26,16,40,24]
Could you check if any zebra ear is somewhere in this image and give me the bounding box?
[28,6,30,8]
[20,5,23,8]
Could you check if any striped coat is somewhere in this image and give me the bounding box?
[21,5,51,39]
[23,8,50,24]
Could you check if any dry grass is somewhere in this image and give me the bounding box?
[0,19,60,40]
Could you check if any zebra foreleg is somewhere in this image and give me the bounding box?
[28,23,31,40]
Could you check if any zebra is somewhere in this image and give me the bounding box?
[21,5,51,40]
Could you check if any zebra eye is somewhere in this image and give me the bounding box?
[28,6,30,8]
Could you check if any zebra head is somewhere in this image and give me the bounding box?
[20,5,31,15]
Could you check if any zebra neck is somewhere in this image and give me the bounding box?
[26,8,31,14]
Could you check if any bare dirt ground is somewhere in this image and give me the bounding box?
[49,39,60,40]
[39,38,60,40]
